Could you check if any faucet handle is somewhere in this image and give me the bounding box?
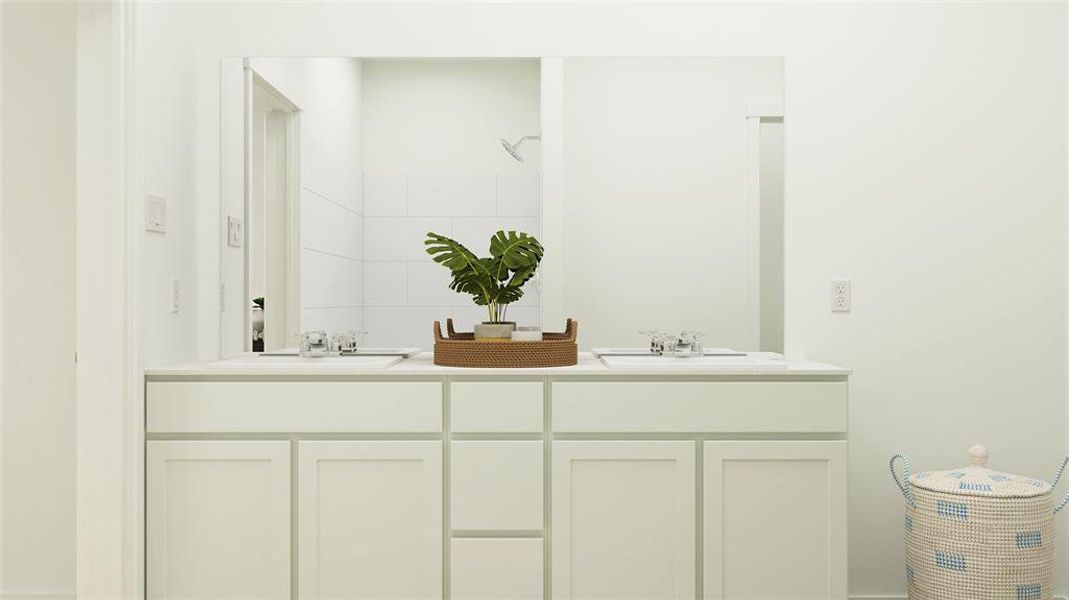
[639,329,668,354]
[331,330,369,354]
[681,330,705,354]
[300,330,330,356]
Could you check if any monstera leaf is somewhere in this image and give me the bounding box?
[490,230,544,271]
[448,258,497,305]
[505,264,537,290]
[425,233,490,277]
[492,281,528,305]
[425,229,543,323]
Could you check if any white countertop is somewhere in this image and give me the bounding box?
[146,352,850,378]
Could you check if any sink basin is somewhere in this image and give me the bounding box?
[599,354,788,370]
[592,347,746,357]
[261,347,420,358]
[209,354,403,369]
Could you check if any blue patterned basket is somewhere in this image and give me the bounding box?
[890,446,1069,600]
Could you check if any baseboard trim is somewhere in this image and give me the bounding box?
[850,596,1068,600]
[4,586,1064,594]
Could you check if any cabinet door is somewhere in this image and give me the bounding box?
[146,441,290,600]
[703,441,847,599]
[552,441,695,600]
[298,441,442,599]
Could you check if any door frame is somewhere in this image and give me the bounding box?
[74,1,142,598]
[245,70,301,351]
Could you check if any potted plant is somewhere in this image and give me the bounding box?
[425,230,543,339]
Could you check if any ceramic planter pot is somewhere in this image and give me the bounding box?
[474,321,516,340]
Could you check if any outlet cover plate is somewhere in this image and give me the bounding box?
[831,280,851,312]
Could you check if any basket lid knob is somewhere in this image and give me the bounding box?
[967,444,989,467]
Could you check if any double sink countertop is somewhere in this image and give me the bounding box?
[146,351,851,378]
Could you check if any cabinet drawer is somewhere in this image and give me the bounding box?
[450,382,544,432]
[451,441,543,531]
[552,381,847,433]
[451,538,542,600]
[147,381,442,433]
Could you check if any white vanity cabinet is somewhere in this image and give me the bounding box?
[145,361,848,600]
[703,441,848,599]
[297,441,442,600]
[146,441,291,600]
[552,441,696,600]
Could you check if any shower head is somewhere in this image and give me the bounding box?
[500,138,523,162]
[500,134,541,162]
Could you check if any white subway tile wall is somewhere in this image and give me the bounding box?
[365,216,452,262]
[302,250,364,309]
[362,171,541,349]
[302,306,365,334]
[363,306,450,348]
[301,186,364,335]
[406,261,461,306]
[451,216,540,253]
[364,261,408,306]
[408,173,494,217]
[301,188,363,259]
[495,172,540,217]
[302,137,364,214]
[363,173,407,216]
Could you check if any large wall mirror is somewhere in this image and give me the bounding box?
[221,57,783,356]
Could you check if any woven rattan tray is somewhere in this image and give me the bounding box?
[432,318,578,368]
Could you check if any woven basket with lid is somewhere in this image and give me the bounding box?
[890,446,1069,600]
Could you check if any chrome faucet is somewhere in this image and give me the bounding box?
[299,330,369,356]
[299,330,331,357]
[331,331,368,355]
[640,329,705,356]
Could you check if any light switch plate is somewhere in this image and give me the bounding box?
[145,194,167,233]
[227,215,243,248]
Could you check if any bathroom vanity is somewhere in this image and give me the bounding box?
[145,353,849,599]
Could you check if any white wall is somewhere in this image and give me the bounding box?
[136,3,1068,596]
[138,2,201,367]
[361,59,541,348]
[248,58,365,338]
[560,58,781,350]
[1,2,76,597]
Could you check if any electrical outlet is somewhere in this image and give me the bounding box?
[831,280,850,312]
[170,278,181,314]
[227,215,244,248]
